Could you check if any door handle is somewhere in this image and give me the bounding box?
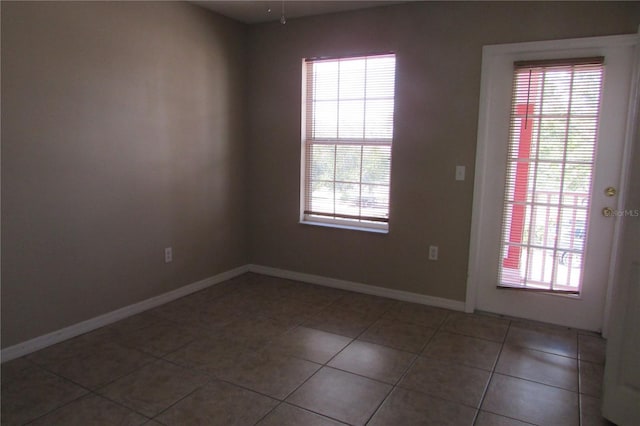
[603,207,614,217]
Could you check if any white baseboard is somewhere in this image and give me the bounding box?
[1,265,249,362]
[248,264,466,312]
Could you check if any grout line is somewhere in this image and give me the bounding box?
[275,298,401,425]
[395,312,447,385]
[282,400,352,425]
[577,330,584,426]
[212,377,291,403]
[91,389,157,421]
[501,342,579,361]
[493,370,582,393]
[472,319,512,425]
[319,364,398,388]
[252,401,353,426]
[271,302,379,405]
[362,310,452,425]
[251,400,283,425]
[477,408,538,425]
[150,382,209,421]
[21,365,162,426]
[355,305,407,426]
[19,389,94,425]
[90,360,217,420]
[361,380,395,425]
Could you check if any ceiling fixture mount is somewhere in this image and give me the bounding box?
[280,1,286,24]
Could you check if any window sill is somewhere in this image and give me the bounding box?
[300,220,389,234]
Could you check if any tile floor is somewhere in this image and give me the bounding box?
[1,273,613,425]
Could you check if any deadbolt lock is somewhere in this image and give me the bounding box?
[605,187,617,197]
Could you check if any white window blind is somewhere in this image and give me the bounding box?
[302,54,396,230]
[499,57,604,293]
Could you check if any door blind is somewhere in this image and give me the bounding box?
[303,54,396,228]
[499,57,604,293]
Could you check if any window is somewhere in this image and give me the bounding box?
[499,57,604,293]
[301,54,396,231]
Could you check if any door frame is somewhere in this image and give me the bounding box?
[466,33,639,336]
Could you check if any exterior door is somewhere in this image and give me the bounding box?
[467,34,637,332]
[602,36,640,426]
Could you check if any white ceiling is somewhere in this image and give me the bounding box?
[193,1,406,24]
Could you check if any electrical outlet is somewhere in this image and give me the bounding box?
[429,245,438,260]
[455,165,466,181]
[164,247,173,263]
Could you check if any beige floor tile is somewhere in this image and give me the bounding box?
[28,394,148,426]
[382,302,450,328]
[0,365,88,426]
[328,340,415,384]
[580,394,615,426]
[102,312,162,336]
[330,292,397,316]
[27,335,155,389]
[359,317,436,353]
[256,312,314,329]
[156,380,278,426]
[213,315,292,349]
[185,304,245,333]
[304,305,382,338]
[284,284,347,305]
[482,373,579,425]
[146,296,207,324]
[0,357,35,384]
[110,320,197,357]
[287,367,391,426]
[215,291,284,314]
[229,286,286,305]
[193,279,241,302]
[506,320,578,358]
[368,387,477,426]
[443,312,510,342]
[578,334,606,364]
[217,350,321,399]
[475,411,534,425]
[163,336,247,376]
[580,360,604,397]
[422,331,501,371]
[267,326,352,364]
[256,299,327,327]
[398,356,490,408]
[264,294,322,312]
[99,359,209,417]
[495,345,578,391]
[229,275,297,300]
[256,403,344,426]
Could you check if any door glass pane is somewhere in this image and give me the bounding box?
[498,61,604,293]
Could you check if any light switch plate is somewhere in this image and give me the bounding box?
[455,165,466,181]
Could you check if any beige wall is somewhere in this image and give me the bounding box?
[1,1,247,347]
[246,2,640,301]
